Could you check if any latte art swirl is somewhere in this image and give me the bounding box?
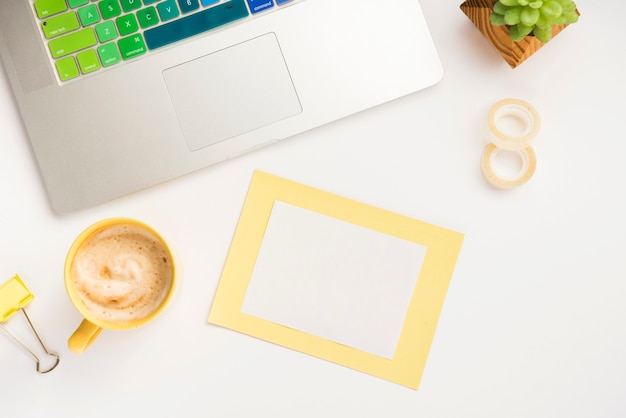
[71,224,173,324]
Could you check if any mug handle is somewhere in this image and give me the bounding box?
[68,319,103,354]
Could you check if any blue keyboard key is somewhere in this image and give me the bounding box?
[276,0,291,4]
[144,0,249,50]
[246,0,274,14]
[201,0,219,5]
[157,0,180,21]
[178,0,200,13]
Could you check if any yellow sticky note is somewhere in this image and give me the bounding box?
[208,171,463,389]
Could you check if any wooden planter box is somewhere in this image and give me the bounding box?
[460,0,576,68]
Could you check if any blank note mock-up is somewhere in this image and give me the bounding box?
[208,171,464,389]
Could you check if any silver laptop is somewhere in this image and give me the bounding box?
[0,0,442,213]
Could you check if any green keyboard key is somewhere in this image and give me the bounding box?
[42,11,80,39]
[34,0,67,19]
[78,4,101,26]
[77,49,101,73]
[49,28,97,58]
[117,33,147,59]
[99,0,122,20]
[120,0,142,13]
[95,21,118,42]
[97,43,122,67]
[137,7,160,29]
[55,56,79,81]
[68,0,89,7]
[116,14,139,36]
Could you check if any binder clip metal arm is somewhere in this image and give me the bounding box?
[0,275,60,374]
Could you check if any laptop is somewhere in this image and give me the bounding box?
[0,0,442,213]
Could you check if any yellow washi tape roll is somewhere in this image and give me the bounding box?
[481,143,536,189]
[487,98,541,150]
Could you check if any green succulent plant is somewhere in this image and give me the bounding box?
[490,0,579,43]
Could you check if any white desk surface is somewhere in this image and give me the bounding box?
[2,1,625,417]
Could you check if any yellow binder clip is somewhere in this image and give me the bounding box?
[0,275,60,374]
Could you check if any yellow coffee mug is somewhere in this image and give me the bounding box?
[64,218,177,354]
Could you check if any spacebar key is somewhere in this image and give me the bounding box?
[144,0,249,50]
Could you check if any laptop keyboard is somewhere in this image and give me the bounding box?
[33,0,298,83]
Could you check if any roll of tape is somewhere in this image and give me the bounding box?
[481,143,536,189]
[487,98,541,150]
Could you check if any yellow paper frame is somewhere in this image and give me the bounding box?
[208,171,464,389]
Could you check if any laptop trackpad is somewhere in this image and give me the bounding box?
[163,33,302,151]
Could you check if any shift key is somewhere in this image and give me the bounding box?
[49,28,97,59]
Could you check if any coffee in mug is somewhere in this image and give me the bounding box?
[65,218,176,353]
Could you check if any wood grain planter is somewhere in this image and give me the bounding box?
[460,0,577,68]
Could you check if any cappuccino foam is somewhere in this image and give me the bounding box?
[71,223,173,324]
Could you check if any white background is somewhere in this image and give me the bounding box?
[2,1,625,416]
